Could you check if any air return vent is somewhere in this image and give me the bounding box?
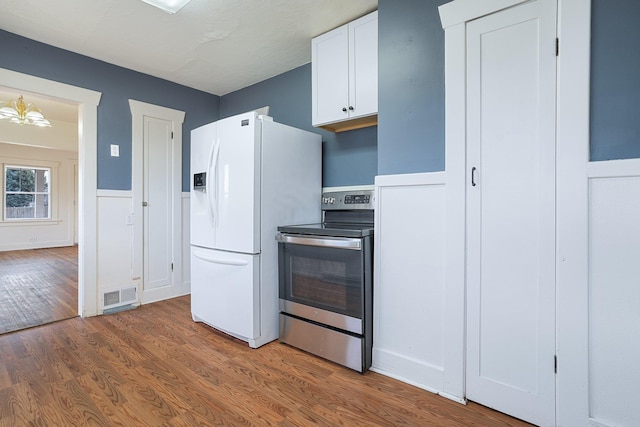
[102,286,137,309]
[104,290,120,306]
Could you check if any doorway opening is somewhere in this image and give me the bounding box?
[0,89,79,334]
[0,67,102,327]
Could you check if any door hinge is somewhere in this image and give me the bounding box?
[171,131,174,139]
[171,262,174,272]
[556,38,559,56]
[554,355,557,374]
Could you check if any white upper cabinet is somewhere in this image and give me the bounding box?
[312,11,378,132]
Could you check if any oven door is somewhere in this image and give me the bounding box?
[276,233,368,334]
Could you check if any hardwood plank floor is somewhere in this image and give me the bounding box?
[0,296,533,426]
[0,246,78,335]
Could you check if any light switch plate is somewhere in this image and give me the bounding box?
[110,144,120,157]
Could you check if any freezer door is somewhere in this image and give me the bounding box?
[191,247,260,340]
[213,112,261,254]
[190,122,217,249]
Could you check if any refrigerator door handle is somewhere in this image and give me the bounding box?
[192,251,249,266]
[206,139,221,227]
[206,140,215,226]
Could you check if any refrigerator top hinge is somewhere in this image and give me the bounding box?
[554,355,557,374]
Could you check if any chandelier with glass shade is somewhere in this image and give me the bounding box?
[0,95,52,127]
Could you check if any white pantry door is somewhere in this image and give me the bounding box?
[130,100,184,306]
[465,1,557,426]
[142,116,176,299]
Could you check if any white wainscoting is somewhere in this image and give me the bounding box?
[587,159,640,427]
[181,192,191,294]
[373,172,463,402]
[96,190,191,313]
[96,190,137,311]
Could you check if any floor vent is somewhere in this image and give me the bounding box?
[102,286,137,309]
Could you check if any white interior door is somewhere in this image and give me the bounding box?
[143,116,174,294]
[130,100,184,306]
[465,1,557,426]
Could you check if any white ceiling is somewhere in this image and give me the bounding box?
[0,88,78,124]
[0,0,378,97]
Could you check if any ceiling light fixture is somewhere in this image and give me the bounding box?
[0,95,52,127]
[139,0,192,14]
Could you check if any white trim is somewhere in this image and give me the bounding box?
[181,191,190,198]
[555,1,591,425]
[369,367,458,400]
[375,171,445,187]
[0,220,61,227]
[441,18,468,402]
[0,67,102,317]
[439,0,592,422]
[438,3,469,404]
[0,69,101,106]
[129,99,185,305]
[322,184,375,192]
[129,100,186,123]
[97,189,133,198]
[439,0,530,29]
[587,158,640,178]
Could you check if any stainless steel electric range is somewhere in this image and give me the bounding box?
[276,189,374,372]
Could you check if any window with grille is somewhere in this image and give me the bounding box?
[4,166,51,220]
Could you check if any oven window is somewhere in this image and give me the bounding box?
[279,242,363,319]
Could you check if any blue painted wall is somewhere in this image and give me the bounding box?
[0,29,219,192]
[220,64,378,187]
[377,0,448,176]
[219,0,448,185]
[4,1,638,191]
[590,0,640,161]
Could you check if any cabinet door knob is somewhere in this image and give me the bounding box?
[349,106,354,111]
[342,107,347,112]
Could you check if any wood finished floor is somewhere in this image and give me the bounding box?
[0,246,78,335]
[0,295,532,426]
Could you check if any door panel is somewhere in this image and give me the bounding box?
[313,25,349,125]
[349,11,378,119]
[143,116,173,291]
[213,113,260,254]
[190,122,217,249]
[465,1,557,425]
[191,247,259,340]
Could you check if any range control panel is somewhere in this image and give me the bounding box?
[322,189,375,210]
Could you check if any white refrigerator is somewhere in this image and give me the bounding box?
[190,111,321,348]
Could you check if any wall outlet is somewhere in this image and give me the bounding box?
[110,144,120,157]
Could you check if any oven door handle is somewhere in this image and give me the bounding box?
[276,233,362,250]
